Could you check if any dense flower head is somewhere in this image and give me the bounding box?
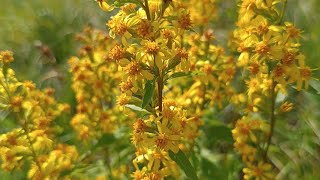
[0,50,14,64]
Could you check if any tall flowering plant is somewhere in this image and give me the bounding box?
[231,0,314,179]
[96,0,204,178]
[0,0,316,179]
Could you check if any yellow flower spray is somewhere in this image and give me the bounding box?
[0,0,316,179]
[0,50,78,179]
[96,0,203,178]
[231,0,313,179]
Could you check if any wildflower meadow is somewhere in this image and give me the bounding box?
[0,0,320,179]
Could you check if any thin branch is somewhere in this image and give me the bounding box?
[144,0,151,20]
[277,0,288,25]
[22,117,43,174]
[264,79,277,160]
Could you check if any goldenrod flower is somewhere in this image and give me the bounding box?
[0,50,14,64]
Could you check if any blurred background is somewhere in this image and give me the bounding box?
[0,0,319,179]
[0,0,106,89]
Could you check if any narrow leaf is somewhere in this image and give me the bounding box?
[170,72,191,79]
[125,104,150,113]
[167,57,181,70]
[309,79,320,95]
[169,150,199,180]
[142,80,155,108]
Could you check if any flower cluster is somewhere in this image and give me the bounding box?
[231,0,313,179]
[0,0,315,179]
[0,50,77,179]
[131,100,202,179]
[69,26,127,141]
[96,0,203,178]
[176,32,237,114]
[233,0,311,93]
[163,0,237,121]
[186,0,217,29]
[232,116,274,179]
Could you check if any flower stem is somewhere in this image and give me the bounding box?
[264,0,287,160]
[264,79,277,159]
[144,0,151,20]
[157,74,163,113]
[277,0,288,25]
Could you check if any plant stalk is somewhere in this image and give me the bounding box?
[264,79,277,159]
[144,0,151,20]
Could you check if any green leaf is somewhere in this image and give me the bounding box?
[141,80,155,108]
[201,157,225,179]
[309,79,320,95]
[113,0,142,7]
[125,104,150,113]
[266,61,277,76]
[167,57,181,70]
[169,150,199,180]
[204,123,234,146]
[128,96,143,106]
[170,72,191,79]
[94,134,116,149]
[167,71,203,81]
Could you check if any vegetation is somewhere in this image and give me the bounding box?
[0,0,319,179]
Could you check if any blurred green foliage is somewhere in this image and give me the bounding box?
[0,0,105,82]
[0,0,108,120]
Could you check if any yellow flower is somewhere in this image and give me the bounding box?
[155,120,180,153]
[246,78,261,99]
[124,60,154,81]
[0,147,24,171]
[243,162,275,180]
[0,50,14,64]
[96,0,114,12]
[10,95,24,112]
[280,101,294,112]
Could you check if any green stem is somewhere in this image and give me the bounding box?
[205,40,210,55]
[144,0,151,20]
[277,0,288,25]
[180,34,184,48]
[157,77,163,113]
[3,75,43,173]
[264,0,287,161]
[264,79,277,160]
[153,54,163,113]
[22,117,43,174]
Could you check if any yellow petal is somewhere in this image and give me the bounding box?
[98,1,114,12]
